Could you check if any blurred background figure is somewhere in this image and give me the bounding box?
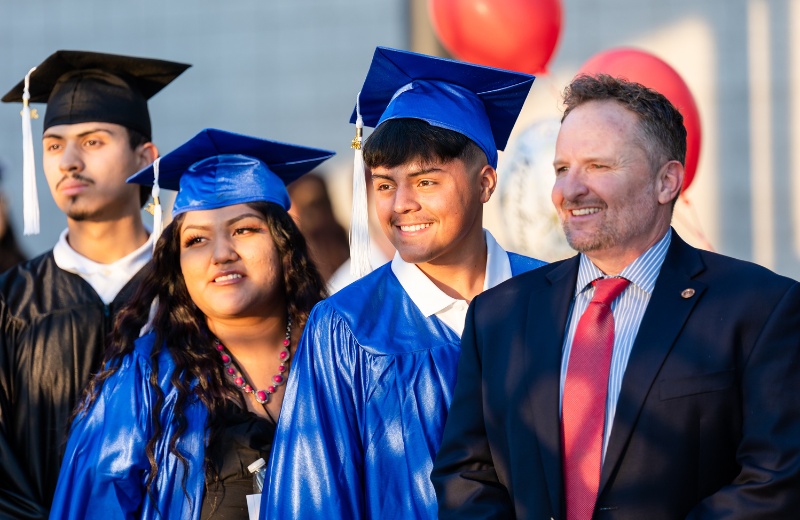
[287,172,349,282]
[325,167,395,294]
[289,170,395,294]
[0,163,27,272]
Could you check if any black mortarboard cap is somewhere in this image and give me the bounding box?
[2,50,190,139]
[2,50,189,235]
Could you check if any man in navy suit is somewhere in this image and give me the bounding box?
[432,74,800,519]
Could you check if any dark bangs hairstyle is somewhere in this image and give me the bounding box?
[363,118,487,171]
[75,200,326,499]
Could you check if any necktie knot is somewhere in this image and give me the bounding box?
[591,277,630,305]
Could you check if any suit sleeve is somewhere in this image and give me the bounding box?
[0,298,46,520]
[688,282,800,519]
[431,300,514,519]
[49,353,152,520]
[261,302,366,520]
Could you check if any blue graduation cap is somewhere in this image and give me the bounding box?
[351,46,535,168]
[127,128,335,240]
[346,47,535,278]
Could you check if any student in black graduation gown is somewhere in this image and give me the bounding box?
[0,50,189,519]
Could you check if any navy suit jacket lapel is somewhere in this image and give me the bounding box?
[599,233,708,491]
[525,255,579,519]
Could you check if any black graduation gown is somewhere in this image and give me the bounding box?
[0,251,147,520]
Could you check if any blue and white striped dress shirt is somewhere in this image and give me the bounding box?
[559,230,672,460]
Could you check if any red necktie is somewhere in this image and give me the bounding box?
[562,277,630,520]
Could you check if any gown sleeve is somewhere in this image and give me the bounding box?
[49,351,154,520]
[0,297,46,520]
[261,301,367,519]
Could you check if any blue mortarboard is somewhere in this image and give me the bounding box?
[127,128,335,221]
[350,46,535,168]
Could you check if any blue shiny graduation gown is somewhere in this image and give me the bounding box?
[261,254,544,520]
[49,333,208,520]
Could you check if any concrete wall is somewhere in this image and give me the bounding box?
[0,0,407,256]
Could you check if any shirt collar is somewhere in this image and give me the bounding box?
[575,229,672,296]
[53,228,154,276]
[392,229,512,317]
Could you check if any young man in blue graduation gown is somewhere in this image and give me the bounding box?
[262,47,545,520]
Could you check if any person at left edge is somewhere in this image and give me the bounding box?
[0,163,27,273]
[49,128,332,519]
[0,50,189,520]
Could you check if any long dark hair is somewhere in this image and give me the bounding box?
[75,201,326,497]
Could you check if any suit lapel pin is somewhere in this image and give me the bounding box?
[681,288,695,299]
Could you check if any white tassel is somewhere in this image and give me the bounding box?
[349,92,372,278]
[150,157,163,250]
[21,67,39,235]
[139,296,159,337]
[139,158,164,337]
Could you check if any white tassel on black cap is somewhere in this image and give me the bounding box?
[349,92,372,278]
[21,67,40,235]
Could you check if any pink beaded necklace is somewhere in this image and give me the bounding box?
[215,316,292,404]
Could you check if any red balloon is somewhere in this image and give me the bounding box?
[428,0,562,75]
[578,48,702,191]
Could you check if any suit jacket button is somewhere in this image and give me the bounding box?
[681,288,695,298]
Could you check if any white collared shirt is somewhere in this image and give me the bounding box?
[53,228,153,304]
[391,229,512,336]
